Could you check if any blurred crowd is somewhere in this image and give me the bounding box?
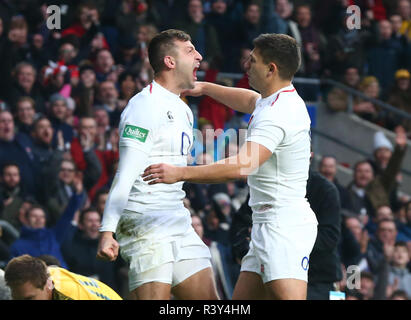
[0,0,411,300]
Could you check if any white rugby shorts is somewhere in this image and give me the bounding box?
[116,208,212,291]
[241,209,318,283]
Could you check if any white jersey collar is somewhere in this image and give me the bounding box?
[151,80,181,100]
[258,84,295,106]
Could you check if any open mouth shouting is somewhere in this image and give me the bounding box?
[193,65,199,81]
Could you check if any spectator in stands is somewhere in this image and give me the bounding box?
[62,1,109,55]
[359,271,377,300]
[58,36,81,66]
[340,213,369,269]
[397,200,411,242]
[397,0,411,41]
[94,107,111,150]
[41,61,69,100]
[366,128,407,213]
[8,174,84,269]
[94,49,116,83]
[367,19,405,91]
[70,116,117,201]
[390,14,409,48]
[48,94,74,148]
[6,15,30,67]
[292,4,327,100]
[115,0,159,38]
[14,96,36,138]
[62,207,119,291]
[206,0,235,71]
[95,80,122,126]
[345,160,376,220]
[366,218,398,274]
[389,289,409,300]
[134,24,157,87]
[30,117,65,209]
[44,159,88,227]
[386,69,411,134]
[354,76,382,123]
[71,64,98,118]
[365,205,394,237]
[275,0,294,23]
[0,110,37,198]
[387,241,411,298]
[318,155,350,206]
[371,131,394,172]
[28,33,49,71]
[8,62,46,114]
[175,0,221,71]
[203,198,231,247]
[324,10,372,78]
[294,4,326,78]
[326,66,361,112]
[0,163,26,230]
[117,71,139,108]
[92,188,110,217]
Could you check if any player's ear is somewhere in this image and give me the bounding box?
[163,55,176,69]
[268,63,276,76]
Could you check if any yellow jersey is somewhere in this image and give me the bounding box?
[48,267,122,300]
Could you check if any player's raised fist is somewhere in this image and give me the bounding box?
[97,232,119,261]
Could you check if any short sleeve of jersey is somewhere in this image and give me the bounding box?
[246,106,286,153]
[119,95,159,154]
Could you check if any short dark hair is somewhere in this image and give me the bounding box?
[26,205,46,219]
[31,116,51,132]
[377,218,396,229]
[79,207,100,225]
[148,29,191,75]
[252,33,301,80]
[1,161,20,176]
[5,255,49,289]
[353,160,373,173]
[394,241,408,249]
[390,289,409,300]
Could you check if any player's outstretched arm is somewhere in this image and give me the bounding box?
[97,145,149,261]
[142,141,272,184]
[183,81,260,114]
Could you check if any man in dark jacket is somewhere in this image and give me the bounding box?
[0,110,38,198]
[62,208,119,291]
[306,170,342,300]
[8,176,84,269]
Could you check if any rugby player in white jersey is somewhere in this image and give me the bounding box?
[96,29,219,300]
[142,33,318,300]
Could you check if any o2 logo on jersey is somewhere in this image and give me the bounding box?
[301,256,309,271]
[181,132,191,155]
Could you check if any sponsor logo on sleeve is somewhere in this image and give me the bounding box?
[122,124,149,143]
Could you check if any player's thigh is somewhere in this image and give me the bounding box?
[172,266,219,300]
[132,281,172,300]
[232,271,267,300]
[129,262,174,300]
[265,278,307,300]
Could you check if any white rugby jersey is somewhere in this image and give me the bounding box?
[246,84,312,221]
[100,81,194,233]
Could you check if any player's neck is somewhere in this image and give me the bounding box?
[260,79,292,98]
[154,74,182,96]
